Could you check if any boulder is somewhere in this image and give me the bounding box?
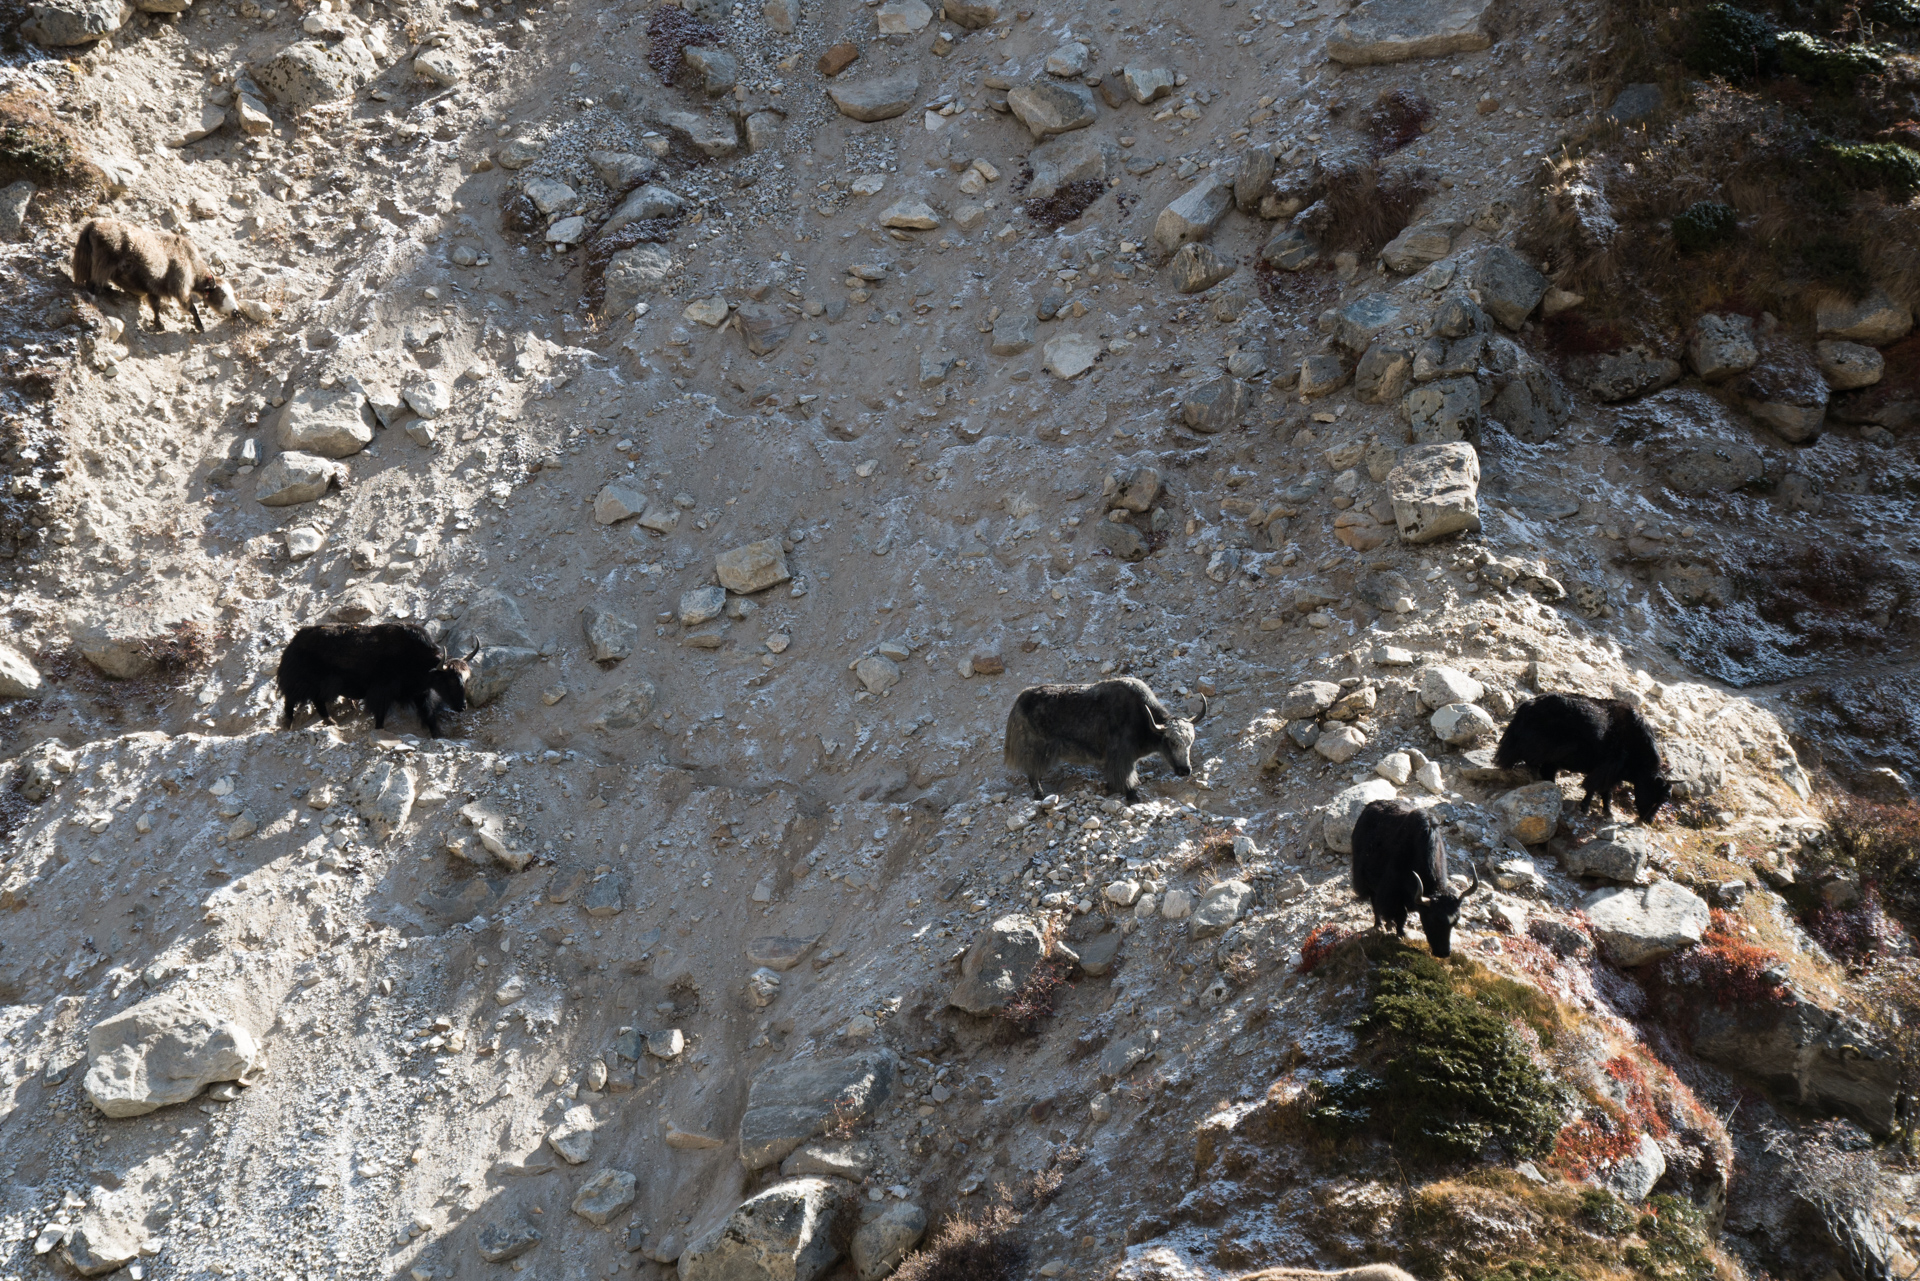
[21,0,126,42]
[1379,221,1457,273]
[1602,1133,1667,1203]
[589,149,658,192]
[1582,880,1710,965]
[1401,376,1481,443]
[1025,132,1119,201]
[950,913,1049,1014]
[827,72,920,123]
[0,643,46,700]
[1332,292,1407,352]
[944,0,998,25]
[1179,377,1248,433]
[990,311,1035,356]
[1281,680,1340,719]
[584,607,638,663]
[1315,723,1368,763]
[1324,779,1400,853]
[1469,247,1546,329]
[1388,442,1480,543]
[1420,665,1483,708]
[589,680,657,732]
[277,388,372,458]
[655,107,739,157]
[547,1104,597,1163]
[875,0,931,32]
[1431,701,1495,745]
[717,540,792,594]
[1169,242,1235,294]
[62,1213,144,1277]
[595,484,646,525]
[1814,340,1884,390]
[1686,980,1901,1133]
[83,994,260,1117]
[255,38,379,111]
[1191,880,1255,938]
[1735,335,1828,443]
[1816,288,1913,344]
[353,759,415,841]
[683,44,739,94]
[738,1050,897,1170]
[1299,352,1351,398]
[1095,521,1147,561]
[1233,146,1275,213]
[1355,342,1414,404]
[680,1179,857,1281]
[1495,780,1564,845]
[1043,332,1102,380]
[1007,80,1098,139]
[600,183,688,240]
[879,199,940,230]
[1123,64,1176,103]
[572,1169,638,1225]
[1261,225,1318,270]
[255,451,345,506]
[1152,175,1233,252]
[1491,358,1571,443]
[1574,346,1682,402]
[603,244,676,317]
[1326,0,1493,63]
[1687,312,1758,382]
[853,1203,927,1281]
[1563,825,1654,882]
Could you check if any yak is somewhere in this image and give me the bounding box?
[1351,798,1479,958]
[72,217,237,333]
[1005,677,1207,804]
[277,623,475,739]
[1494,692,1672,824]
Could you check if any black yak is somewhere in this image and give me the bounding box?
[277,623,475,739]
[1351,798,1478,958]
[73,217,237,333]
[1004,678,1207,803]
[1494,692,1672,823]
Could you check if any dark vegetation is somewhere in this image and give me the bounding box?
[0,91,103,199]
[1023,179,1107,229]
[1303,935,1564,1159]
[1366,88,1435,157]
[1292,160,1435,253]
[646,6,721,86]
[997,960,1071,1036]
[890,1203,1025,1281]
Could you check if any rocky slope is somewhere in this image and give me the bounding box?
[2,0,1920,1278]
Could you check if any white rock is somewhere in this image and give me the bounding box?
[1375,751,1412,784]
[1419,665,1484,708]
[547,1105,597,1164]
[1430,701,1496,745]
[1159,888,1193,920]
[255,451,344,506]
[1324,779,1399,853]
[1414,760,1445,794]
[856,655,901,693]
[0,642,46,700]
[1043,332,1102,380]
[1314,723,1367,763]
[875,0,931,32]
[1582,881,1710,966]
[594,484,646,525]
[83,995,261,1118]
[1103,879,1141,906]
[277,388,371,458]
[880,199,940,230]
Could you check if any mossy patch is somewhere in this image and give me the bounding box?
[1683,5,1776,80]
[1672,201,1739,253]
[1305,936,1565,1160]
[1776,31,1889,90]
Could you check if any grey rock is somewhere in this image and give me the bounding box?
[21,0,124,43]
[464,646,541,709]
[589,149,658,192]
[84,994,261,1117]
[1603,1134,1667,1203]
[0,643,46,700]
[1169,242,1235,294]
[277,388,372,458]
[1379,221,1456,273]
[1688,312,1759,382]
[1325,779,1399,853]
[1431,701,1496,745]
[1606,83,1664,125]
[1420,664,1483,707]
[738,1050,897,1170]
[62,1214,143,1277]
[1191,880,1254,938]
[599,183,687,240]
[1106,465,1161,512]
[1736,334,1828,443]
[1583,880,1710,965]
[1299,352,1351,398]
[1099,1029,1159,1078]
[737,303,794,356]
[1073,930,1123,976]
[1025,131,1120,201]
[828,72,921,122]
[950,913,1048,1014]
[547,1104,597,1163]
[990,311,1036,355]
[655,107,738,157]
[1688,981,1901,1133]
[1402,376,1481,444]
[717,539,792,593]
[681,585,728,625]
[1332,292,1406,352]
[1122,64,1176,103]
[1563,825,1654,883]
[682,45,738,95]
[763,0,798,29]
[852,1203,928,1281]
[1281,680,1340,719]
[1045,40,1091,77]
[1094,520,1148,561]
[584,607,638,663]
[595,483,646,524]
[1043,331,1102,380]
[1389,442,1480,543]
[413,49,465,87]
[603,243,676,318]
[0,181,35,241]
[1491,358,1571,443]
[1816,288,1913,344]
[1470,246,1546,329]
[781,1141,871,1180]
[943,0,999,26]
[254,38,379,112]
[352,759,414,842]
[1007,80,1098,139]
[255,451,345,506]
[1814,340,1883,390]
[1355,341,1413,404]
[681,1179,856,1281]
[745,110,787,154]
[1495,780,1564,845]
[573,1169,638,1225]
[1260,225,1318,271]
[1234,147,1275,214]
[1326,0,1493,63]
[1180,377,1248,434]
[477,1220,543,1263]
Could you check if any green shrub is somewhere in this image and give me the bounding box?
[1818,139,1920,198]
[1872,0,1920,27]
[1625,1195,1717,1281]
[1673,201,1740,252]
[1801,234,1870,292]
[1305,941,1564,1159]
[1684,5,1777,80]
[1777,30,1889,89]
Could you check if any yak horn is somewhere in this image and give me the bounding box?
[1460,858,1481,899]
[466,642,481,660]
[1190,694,1209,724]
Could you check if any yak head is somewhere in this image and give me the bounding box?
[1635,773,1674,825]
[196,270,239,317]
[1406,837,1479,959]
[1149,695,1208,778]
[428,643,480,714]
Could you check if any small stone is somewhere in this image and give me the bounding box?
[1122,64,1175,103]
[1315,723,1368,763]
[1814,340,1884,390]
[1494,780,1564,845]
[875,0,931,32]
[648,1028,686,1058]
[829,72,920,122]
[1152,176,1233,252]
[1430,702,1495,746]
[255,451,345,507]
[680,586,727,626]
[1168,241,1235,294]
[413,49,465,86]
[1190,880,1254,938]
[818,42,860,76]
[1420,665,1483,707]
[684,296,731,327]
[1007,80,1098,140]
[880,199,941,230]
[1375,752,1413,785]
[572,1169,638,1225]
[547,1105,597,1163]
[1043,332,1102,380]
[476,1220,542,1264]
[594,484,646,525]
[1159,888,1193,920]
[855,655,901,693]
[716,540,792,593]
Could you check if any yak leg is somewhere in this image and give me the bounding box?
[187,297,205,333]
[1028,774,1044,800]
[318,698,338,725]
[416,696,444,739]
[147,293,167,332]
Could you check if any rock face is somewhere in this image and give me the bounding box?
[1152,176,1233,252]
[1816,288,1913,344]
[717,540,792,593]
[1388,443,1480,543]
[256,452,345,506]
[277,388,373,458]
[1685,982,1902,1134]
[1326,0,1493,63]
[827,73,920,122]
[353,759,415,841]
[852,1203,927,1281]
[1324,779,1399,853]
[255,39,379,111]
[1006,80,1098,139]
[950,913,1049,1013]
[83,994,261,1117]
[680,1178,856,1281]
[1563,825,1654,882]
[738,1050,898,1170]
[1470,247,1546,329]
[1583,881,1710,965]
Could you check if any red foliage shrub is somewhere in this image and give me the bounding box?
[1297,923,1354,974]
[1365,89,1433,157]
[999,961,1071,1034]
[1803,886,1905,967]
[1659,909,1792,1006]
[1552,1053,1674,1181]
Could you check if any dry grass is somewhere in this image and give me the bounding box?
[891,1203,1025,1281]
[1293,160,1435,254]
[1024,179,1107,229]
